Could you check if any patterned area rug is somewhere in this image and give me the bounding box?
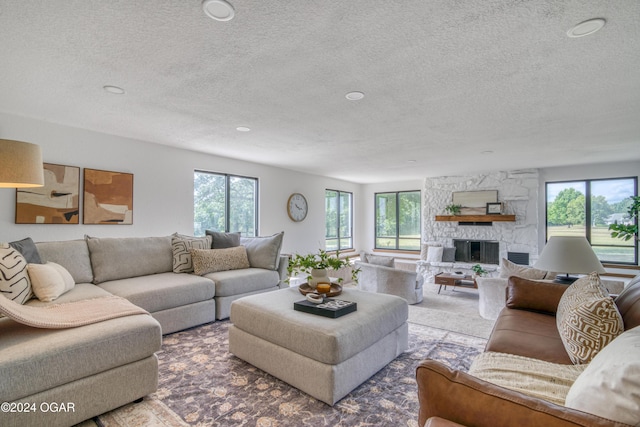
[129,320,486,427]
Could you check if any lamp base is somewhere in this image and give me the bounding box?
[553,274,578,285]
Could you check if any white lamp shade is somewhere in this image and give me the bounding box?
[534,236,606,275]
[0,139,45,188]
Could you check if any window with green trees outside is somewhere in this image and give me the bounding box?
[325,190,353,251]
[194,171,258,237]
[375,190,421,250]
[545,177,638,264]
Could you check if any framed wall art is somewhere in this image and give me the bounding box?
[15,163,80,224]
[452,190,498,215]
[83,168,133,224]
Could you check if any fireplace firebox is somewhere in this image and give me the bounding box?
[453,240,499,265]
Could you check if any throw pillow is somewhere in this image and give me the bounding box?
[556,273,623,365]
[240,232,284,270]
[0,243,33,304]
[442,247,456,262]
[27,262,75,302]
[565,325,640,425]
[190,246,251,276]
[426,246,443,263]
[205,230,241,249]
[499,258,547,280]
[366,255,395,267]
[9,237,43,264]
[171,235,213,273]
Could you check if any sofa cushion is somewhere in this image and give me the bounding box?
[499,258,548,280]
[0,313,161,403]
[27,262,75,302]
[98,272,215,313]
[426,246,443,263]
[565,325,640,425]
[556,273,623,365]
[171,234,212,273]
[614,274,640,330]
[87,235,173,283]
[191,246,250,276]
[36,239,94,284]
[9,237,42,264]
[469,351,586,406]
[240,232,284,271]
[27,283,112,306]
[205,230,241,249]
[204,268,279,297]
[0,243,33,304]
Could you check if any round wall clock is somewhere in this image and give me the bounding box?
[287,193,308,222]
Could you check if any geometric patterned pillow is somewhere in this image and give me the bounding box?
[190,246,250,276]
[0,243,33,304]
[556,273,624,365]
[171,235,213,273]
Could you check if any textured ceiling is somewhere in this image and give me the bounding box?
[1,1,639,183]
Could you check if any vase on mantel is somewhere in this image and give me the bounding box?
[309,268,330,289]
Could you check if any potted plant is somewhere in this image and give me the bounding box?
[471,264,487,278]
[445,204,462,215]
[609,196,640,242]
[286,249,359,287]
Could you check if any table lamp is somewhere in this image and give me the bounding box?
[0,139,44,188]
[534,236,606,284]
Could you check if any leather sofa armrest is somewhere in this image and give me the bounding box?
[416,359,624,427]
[425,417,466,427]
[505,276,568,314]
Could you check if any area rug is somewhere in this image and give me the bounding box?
[113,320,485,427]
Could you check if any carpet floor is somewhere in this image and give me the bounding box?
[77,286,492,426]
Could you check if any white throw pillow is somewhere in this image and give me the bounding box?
[426,246,443,263]
[499,258,548,280]
[27,262,75,302]
[565,326,640,425]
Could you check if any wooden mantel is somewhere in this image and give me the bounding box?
[435,214,516,222]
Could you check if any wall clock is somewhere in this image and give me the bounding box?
[287,193,308,222]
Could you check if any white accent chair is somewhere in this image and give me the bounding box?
[355,259,424,304]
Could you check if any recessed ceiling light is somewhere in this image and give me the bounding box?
[481,150,494,155]
[345,91,364,101]
[202,0,235,22]
[567,18,606,38]
[407,160,416,163]
[103,85,125,94]
[236,126,250,132]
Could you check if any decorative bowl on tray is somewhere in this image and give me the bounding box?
[298,283,342,297]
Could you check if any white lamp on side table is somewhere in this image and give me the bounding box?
[534,236,606,284]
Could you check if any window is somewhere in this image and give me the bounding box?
[545,177,638,264]
[375,191,421,250]
[194,171,258,237]
[325,190,353,251]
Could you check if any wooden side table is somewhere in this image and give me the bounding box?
[434,272,477,294]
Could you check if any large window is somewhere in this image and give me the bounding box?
[375,191,421,251]
[194,171,258,237]
[325,190,353,251]
[545,177,638,264]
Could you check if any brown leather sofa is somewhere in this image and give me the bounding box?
[416,275,640,427]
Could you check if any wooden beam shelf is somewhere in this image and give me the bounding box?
[435,215,516,222]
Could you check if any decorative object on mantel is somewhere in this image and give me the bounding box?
[83,168,134,225]
[452,190,498,215]
[608,195,639,242]
[444,204,462,215]
[486,202,503,215]
[16,163,80,224]
[534,236,606,284]
[0,139,45,188]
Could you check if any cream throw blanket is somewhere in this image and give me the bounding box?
[0,295,149,329]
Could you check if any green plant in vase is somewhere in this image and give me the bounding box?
[286,249,359,286]
[445,204,462,215]
[471,264,487,277]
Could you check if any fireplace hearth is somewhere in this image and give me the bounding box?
[453,239,499,265]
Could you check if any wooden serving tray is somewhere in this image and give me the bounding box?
[298,283,342,297]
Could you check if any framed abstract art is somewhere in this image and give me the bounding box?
[15,163,80,224]
[83,168,133,224]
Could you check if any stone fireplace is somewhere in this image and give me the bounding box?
[417,169,540,281]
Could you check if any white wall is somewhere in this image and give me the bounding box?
[0,113,362,255]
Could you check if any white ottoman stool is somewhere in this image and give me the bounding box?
[229,287,408,405]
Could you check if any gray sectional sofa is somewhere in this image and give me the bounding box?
[0,234,288,427]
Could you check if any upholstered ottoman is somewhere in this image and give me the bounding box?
[229,287,408,405]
